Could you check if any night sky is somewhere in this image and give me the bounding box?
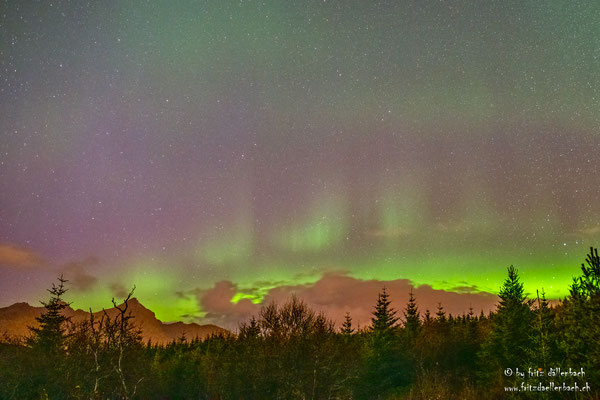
[1,1,599,328]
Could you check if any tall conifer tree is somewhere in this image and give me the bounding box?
[479,266,533,388]
[371,287,398,333]
[403,288,421,338]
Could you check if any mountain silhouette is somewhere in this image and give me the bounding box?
[0,298,227,343]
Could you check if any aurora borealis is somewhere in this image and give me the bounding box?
[1,1,599,328]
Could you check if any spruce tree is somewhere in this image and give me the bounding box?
[461,305,480,375]
[478,266,533,388]
[357,287,410,399]
[29,276,71,354]
[423,309,432,325]
[558,247,600,386]
[403,288,420,338]
[530,289,558,370]
[496,266,533,367]
[435,303,447,323]
[371,287,399,334]
[341,312,354,335]
[466,306,479,343]
[579,247,600,297]
[27,276,72,398]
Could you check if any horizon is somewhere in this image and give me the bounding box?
[0,255,579,330]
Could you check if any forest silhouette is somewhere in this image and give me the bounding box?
[0,248,599,399]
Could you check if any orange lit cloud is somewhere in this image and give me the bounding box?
[197,272,499,330]
[0,243,45,268]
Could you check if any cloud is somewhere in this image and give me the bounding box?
[197,272,499,330]
[110,283,131,299]
[450,285,483,294]
[262,273,498,329]
[0,243,100,291]
[0,243,45,268]
[198,281,259,328]
[59,257,99,291]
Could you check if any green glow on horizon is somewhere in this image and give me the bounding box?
[226,247,584,309]
[61,240,593,325]
[109,261,199,322]
[67,287,118,314]
[347,246,583,299]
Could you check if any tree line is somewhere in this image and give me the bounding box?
[0,248,599,399]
